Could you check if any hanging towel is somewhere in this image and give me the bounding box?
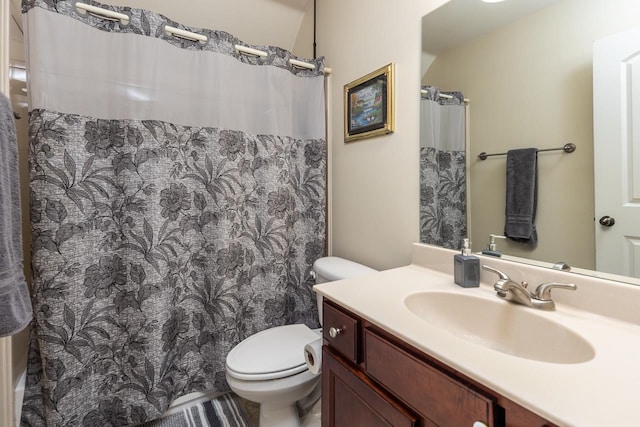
[504,148,538,245]
[0,92,32,337]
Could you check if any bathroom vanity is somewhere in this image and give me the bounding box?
[321,300,551,427]
[314,244,640,427]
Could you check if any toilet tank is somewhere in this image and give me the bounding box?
[312,257,377,326]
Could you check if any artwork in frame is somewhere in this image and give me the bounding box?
[344,63,395,142]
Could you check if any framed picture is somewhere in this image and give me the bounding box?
[344,63,395,142]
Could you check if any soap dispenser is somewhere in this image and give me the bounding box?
[481,234,504,257]
[454,238,480,288]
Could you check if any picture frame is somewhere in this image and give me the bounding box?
[344,63,395,142]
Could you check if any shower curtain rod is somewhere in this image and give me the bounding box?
[420,88,469,103]
[74,2,332,74]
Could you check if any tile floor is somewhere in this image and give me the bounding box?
[238,397,322,427]
[239,398,260,427]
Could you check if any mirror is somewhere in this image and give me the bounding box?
[420,0,640,283]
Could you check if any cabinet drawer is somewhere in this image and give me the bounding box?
[323,301,360,363]
[365,328,494,427]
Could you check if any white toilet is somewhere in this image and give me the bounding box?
[225,257,377,427]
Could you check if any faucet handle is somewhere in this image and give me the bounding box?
[481,264,511,280]
[534,282,577,301]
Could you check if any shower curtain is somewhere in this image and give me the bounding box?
[20,1,326,426]
[419,86,466,250]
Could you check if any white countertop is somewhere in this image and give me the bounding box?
[314,244,640,427]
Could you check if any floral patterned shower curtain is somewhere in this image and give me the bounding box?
[20,1,326,425]
[419,86,467,250]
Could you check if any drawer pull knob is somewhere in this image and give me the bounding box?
[329,326,343,338]
[472,422,488,427]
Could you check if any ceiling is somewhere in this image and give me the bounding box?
[422,0,562,54]
[9,0,312,60]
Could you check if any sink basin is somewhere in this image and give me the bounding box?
[405,291,595,364]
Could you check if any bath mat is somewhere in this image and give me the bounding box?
[138,393,252,427]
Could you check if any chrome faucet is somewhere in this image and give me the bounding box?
[481,265,576,310]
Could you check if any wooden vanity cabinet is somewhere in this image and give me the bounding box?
[322,300,555,427]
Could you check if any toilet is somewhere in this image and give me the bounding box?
[225,257,377,427]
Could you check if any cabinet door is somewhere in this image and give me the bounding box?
[322,346,417,427]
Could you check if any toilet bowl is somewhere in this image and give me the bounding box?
[226,324,321,427]
[225,257,377,427]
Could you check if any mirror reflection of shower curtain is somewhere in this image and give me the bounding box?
[21,2,326,425]
[419,86,466,250]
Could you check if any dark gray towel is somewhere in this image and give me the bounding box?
[504,148,538,245]
[0,91,32,337]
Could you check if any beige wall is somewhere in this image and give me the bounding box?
[292,0,314,59]
[316,0,448,270]
[423,0,640,270]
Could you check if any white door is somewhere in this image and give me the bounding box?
[594,28,640,277]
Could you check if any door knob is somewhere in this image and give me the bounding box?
[599,216,615,227]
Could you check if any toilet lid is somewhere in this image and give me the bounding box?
[226,324,320,380]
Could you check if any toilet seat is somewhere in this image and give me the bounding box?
[226,324,320,381]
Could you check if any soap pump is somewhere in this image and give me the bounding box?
[454,238,480,288]
[481,234,505,257]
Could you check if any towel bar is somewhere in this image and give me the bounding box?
[477,143,575,160]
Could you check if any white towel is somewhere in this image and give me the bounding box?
[0,91,32,337]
